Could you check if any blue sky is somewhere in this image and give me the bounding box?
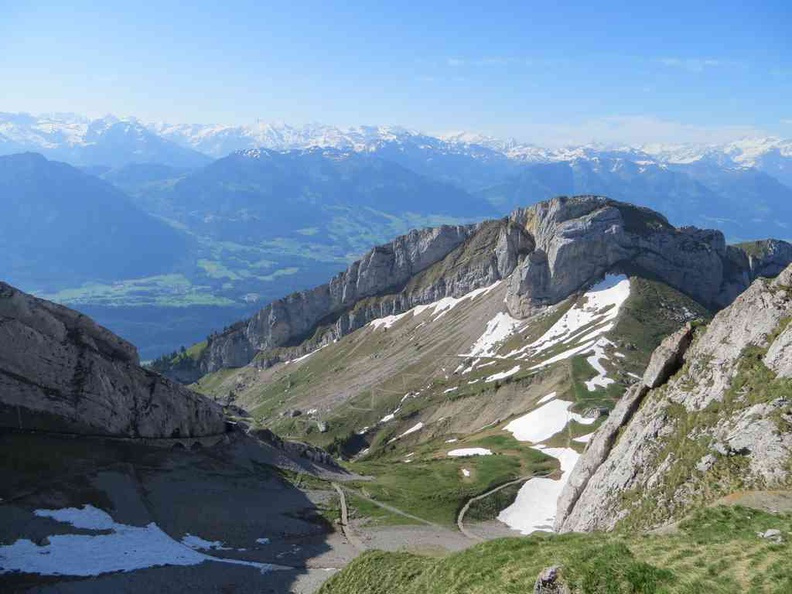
[1,0,790,145]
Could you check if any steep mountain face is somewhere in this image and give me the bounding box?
[480,158,792,240]
[154,148,491,243]
[180,197,789,543]
[0,113,208,167]
[556,265,792,532]
[173,196,792,381]
[0,153,191,287]
[0,282,357,593]
[0,281,225,438]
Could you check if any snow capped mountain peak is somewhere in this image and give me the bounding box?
[1,112,792,183]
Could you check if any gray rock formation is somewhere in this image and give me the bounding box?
[0,282,226,438]
[170,196,792,381]
[555,324,695,530]
[534,566,570,594]
[250,427,344,472]
[555,265,792,532]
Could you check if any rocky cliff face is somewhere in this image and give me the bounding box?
[0,282,226,438]
[176,196,792,381]
[555,264,792,532]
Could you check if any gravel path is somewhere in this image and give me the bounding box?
[456,475,535,540]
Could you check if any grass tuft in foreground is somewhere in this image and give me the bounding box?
[319,505,792,594]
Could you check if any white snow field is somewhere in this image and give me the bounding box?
[503,399,595,444]
[182,534,232,551]
[524,275,630,354]
[462,312,524,358]
[388,422,425,444]
[0,505,276,576]
[497,388,604,533]
[447,447,493,457]
[494,275,631,390]
[368,281,501,330]
[283,344,329,365]
[485,365,521,383]
[497,447,580,534]
[584,338,618,391]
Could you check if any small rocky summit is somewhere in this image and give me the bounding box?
[556,264,792,532]
[0,282,226,438]
[163,195,792,382]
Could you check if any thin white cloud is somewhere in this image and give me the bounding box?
[657,58,740,73]
[782,119,792,125]
[443,56,540,68]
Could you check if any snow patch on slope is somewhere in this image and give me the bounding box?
[447,448,492,457]
[368,282,501,331]
[0,506,276,576]
[503,399,595,444]
[485,365,521,383]
[462,312,525,358]
[497,447,580,534]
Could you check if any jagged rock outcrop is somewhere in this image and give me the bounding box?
[505,198,786,316]
[0,282,226,438]
[534,566,570,594]
[555,265,792,532]
[171,196,792,381]
[200,223,478,373]
[555,324,695,530]
[250,427,345,472]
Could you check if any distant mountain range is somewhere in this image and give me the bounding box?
[0,113,209,168]
[0,152,191,288]
[1,111,791,358]
[3,111,792,181]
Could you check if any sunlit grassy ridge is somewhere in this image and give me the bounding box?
[320,506,792,594]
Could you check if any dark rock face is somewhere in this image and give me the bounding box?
[250,427,344,472]
[177,196,792,380]
[0,282,226,438]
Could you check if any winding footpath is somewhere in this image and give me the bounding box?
[456,475,537,540]
[332,483,366,551]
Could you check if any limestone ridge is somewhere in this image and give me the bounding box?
[555,264,792,532]
[181,196,792,381]
[0,281,226,438]
[554,324,696,531]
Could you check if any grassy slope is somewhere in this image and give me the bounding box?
[190,275,712,527]
[320,506,792,594]
[347,434,558,525]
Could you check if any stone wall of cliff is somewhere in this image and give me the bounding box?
[555,264,792,532]
[0,282,226,438]
[175,196,792,381]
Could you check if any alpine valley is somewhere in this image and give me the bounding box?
[2,192,791,593]
[2,116,792,594]
[2,113,792,360]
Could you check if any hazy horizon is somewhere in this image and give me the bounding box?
[2,1,790,146]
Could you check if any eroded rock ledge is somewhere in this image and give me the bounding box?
[172,196,792,381]
[555,264,792,532]
[0,282,226,438]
